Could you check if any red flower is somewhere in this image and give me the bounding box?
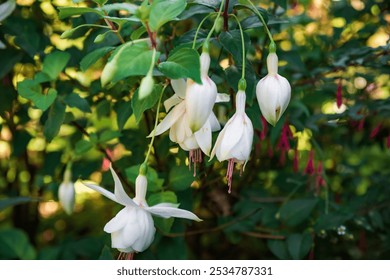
[304,150,315,175]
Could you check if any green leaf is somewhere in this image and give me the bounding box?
[17,80,57,111]
[189,0,220,9]
[64,93,91,113]
[0,228,36,260]
[287,233,313,260]
[42,51,70,80]
[60,24,109,40]
[279,199,318,227]
[80,47,115,72]
[44,98,66,142]
[267,239,289,260]
[158,48,201,84]
[314,213,353,232]
[94,30,115,44]
[130,26,147,41]
[131,84,162,124]
[75,139,94,155]
[0,49,23,79]
[115,100,133,131]
[58,7,104,19]
[149,0,187,31]
[99,130,121,143]
[102,3,138,14]
[98,245,114,260]
[169,165,194,191]
[92,0,108,6]
[220,30,249,65]
[0,197,37,212]
[125,165,163,192]
[101,42,158,87]
[234,2,269,24]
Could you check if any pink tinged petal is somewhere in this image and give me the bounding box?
[110,165,137,207]
[208,112,221,132]
[171,79,187,99]
[82,181,118,204]
[216,93,230,103]
[194,120,212,156]
[149,101,186,137]
[146,203,202,222]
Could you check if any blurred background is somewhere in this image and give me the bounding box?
[0,0,389,260]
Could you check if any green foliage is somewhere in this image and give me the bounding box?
[0,0,389,261]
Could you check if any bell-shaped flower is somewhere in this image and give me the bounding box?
[256,52,291,126]
[58,168,75,215]
[83,165,201,255]
[210,90,254,193]
[185,52,218,132]
[151,79,229,174]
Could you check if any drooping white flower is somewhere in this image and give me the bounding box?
[210,90,254,193]
[185,52,218,132]
[151,79,229,174]
[58,168,75,215]
[256,52,291,126]
[83,165,201,255]
[0,0,16,49]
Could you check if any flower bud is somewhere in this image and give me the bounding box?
[139,74,154,99]
[58,168,75,215]
[256,53,291,126]
[133,174,148,206]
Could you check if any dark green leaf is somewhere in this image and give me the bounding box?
[287,233,312,260]
[0,197,37,212]
[60,24,109,40]
[279,199,318,227]
[169,165,194,191]
[315,213,353,232]
[131,84,162,124]
[149,0,187,31]
[0,49,23,79]
[64,93,91,113]
[75,139,94,155]
[101,42,158,86]
[115,100,133,131]
[42,51,71,80]
[98,245,114,260]
[0,228,36,260]
[267,239,289,260]
[58,7,104,19]
[17,80,57,111]
[158,48,201,83]
[44,98,66,142]
[99,130,121,143]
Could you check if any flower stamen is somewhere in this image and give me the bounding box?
[189,148,203,176]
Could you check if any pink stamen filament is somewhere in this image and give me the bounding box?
[189,149,203,176]
[226,159,235,194]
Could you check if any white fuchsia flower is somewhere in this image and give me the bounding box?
[185,52,218,132]
[256,52,291,126]
[151,79,229,175]
[83,165,201,256]
[210,90,254,193]
[58,168,75,215]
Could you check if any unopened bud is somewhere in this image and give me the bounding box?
[139,74,154,99]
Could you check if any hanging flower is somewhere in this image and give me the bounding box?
[256,52,291,126]
[58,167,75,215]
[185,52,218,132]
[151,79,229,174]
[210,90,254,193]
[83,165,201,255]
[336,79,343,108]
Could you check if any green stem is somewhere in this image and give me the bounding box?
[203,0,226,49]
[143,84,167,165]
[147,47,157,76]
[192,13,216,49]
[230,14,246,80]
[246,0,274,46]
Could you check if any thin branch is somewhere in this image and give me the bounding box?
[223,0,230,31]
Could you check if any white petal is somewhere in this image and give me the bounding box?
[218,115,244,161]
[146,203,202,221]
[58,182,75,215]
[130,210,155,252]
[195,120,212,156]
[82,182,118,204]
[171,79,186,99]
[110,165,137,207]
[149,101,185,137]
[179,135,199,151]
[104,206,132,233]
[256,76,278,126]
[208,112,221,132]
[0,40,6,49]
[216,93,230,103]
[229,115,254,161]
[164,94,182,112]
[0,0,16,22]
